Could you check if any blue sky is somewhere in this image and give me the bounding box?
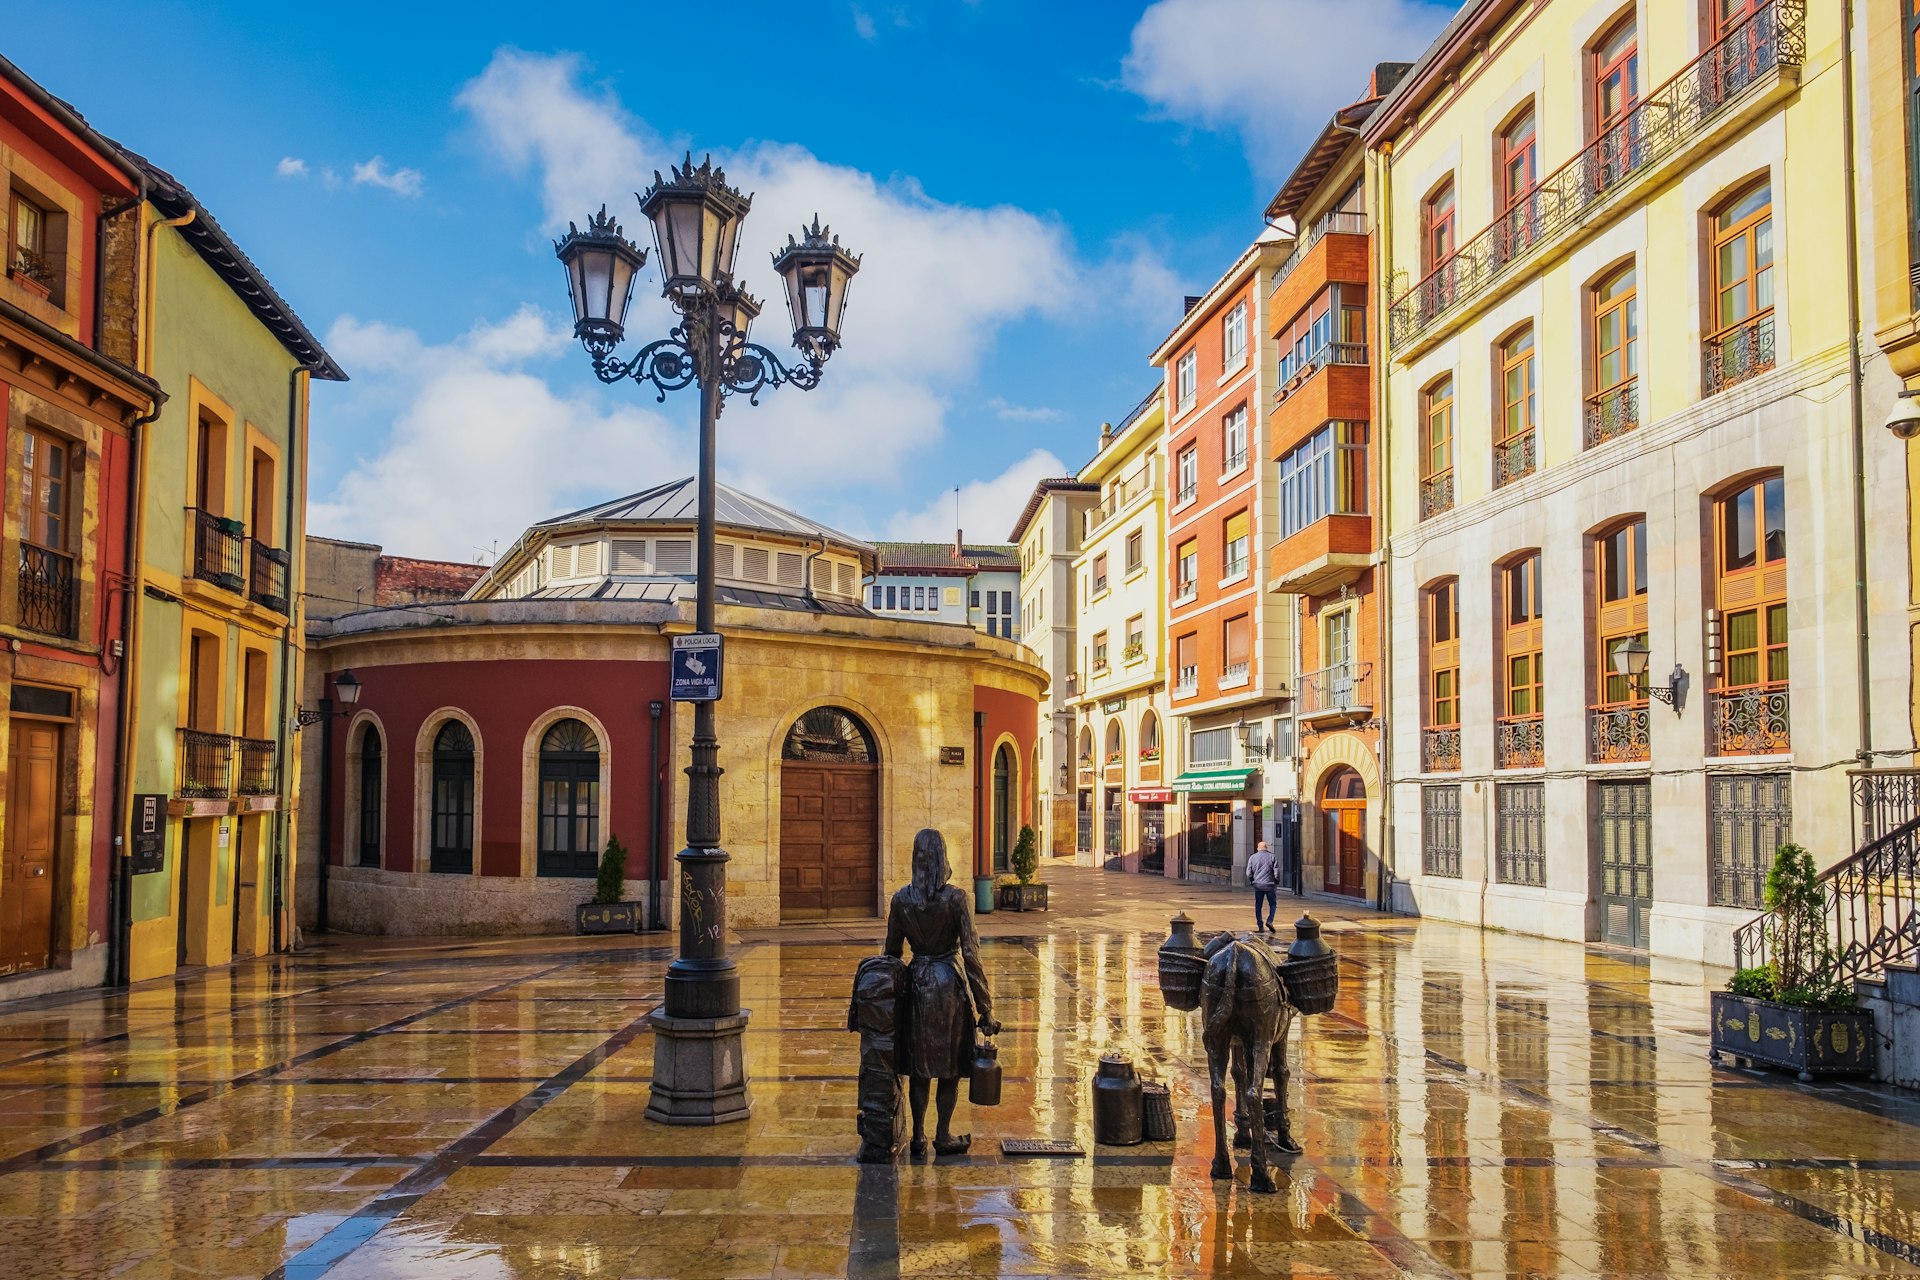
[15,0,1453,560]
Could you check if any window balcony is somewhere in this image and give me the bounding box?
[1495,714,1544,769]
[249,542,290,613]
[1387,2,1805,354]
[1300,661,1373,726]
[189,508,247,593]
[17,543,75,639]
[1276,341,1367,403]
[1419,472,1454,521]
[1269,210,1368,300]
[1422,725,1462,772]
[1174,482,1197,507]
[235,737,278,796]
[1703,312,1776,396]
[1084,454,1156,536]
[1174,668,1198,699]
[1223,554,1248,579]
[1122,641,1146,663]
[1710,681,1790,756]
[1585,381,1639,448]
[1589,700,1650,763]
[1173,580,1197,604]
[1221,660,1251,688]
[1492,432,1536,489]
[178,728,233,799]
[1092,656,1109,674]
[1223,449,1248,474]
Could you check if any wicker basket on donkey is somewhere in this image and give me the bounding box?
[1276,952,1338,1015]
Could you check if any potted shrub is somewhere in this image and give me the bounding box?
[998,825,1048,912]
[1710,843,1876,1080]
[574,835,642,934]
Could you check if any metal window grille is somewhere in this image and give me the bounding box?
[1422,785,1462,878]
[1494,782,1545,887]
[1709,772,1791,909]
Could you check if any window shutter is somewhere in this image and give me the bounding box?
[1225,616,1250,666]
[550,544,575,578]
[742,546,769,581]
[575,542,601,576]
[611,539,649,574]
[776,552,804,587]
[655,540,693,574]
[1225,511,1250,544]
[837,563,855,597]
[714,543,736,579]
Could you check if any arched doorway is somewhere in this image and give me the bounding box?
[1320,767,1366,898]
[992,743,1015,872]
[780,707,880,921]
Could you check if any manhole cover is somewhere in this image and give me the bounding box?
[1001,1139,1084,1157]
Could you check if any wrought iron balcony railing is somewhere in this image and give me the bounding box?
[1422,725,1461,772]
[1589,701,1650,763]
[1174,668,1198,699]
[1387,2,1805,352]
[1277,340,1368,397]
[1419,472,1454,521]
[17,543,75,639]
[189,508,247,593]
[1585,381,1639,448]
[1270,210,1368,299]
[178,728,233,799]
[1852,767,1920,847]
[1734,810,1920,987]
[249,542,290,613]
[1084,456,1157,535]
[1703,312,1776,396]
[1174,482,1196,507]
[1223,448,1248,473]
[235,737,278,796]
[1709,681,1790,756]
[1493,432,1536,488]
[1300,661,1373,719]
[1495,714,1545,768]
[1222,660,1250,685]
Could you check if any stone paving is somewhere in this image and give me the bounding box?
[0,864,1917,1278]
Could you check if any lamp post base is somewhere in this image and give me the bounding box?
[644,1008,753,1125]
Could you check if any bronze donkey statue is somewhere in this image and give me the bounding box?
[1199,931,1301,1194]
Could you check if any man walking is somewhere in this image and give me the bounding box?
[1248,839,1279,933]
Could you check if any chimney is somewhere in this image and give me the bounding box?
[1183,294,1203,315]
[953,528,964,557]
[1098,421,1114,449]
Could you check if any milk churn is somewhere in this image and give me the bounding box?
[969,1037,1002,1106]
[1092,1053,1145,1145]
[1156,912,1204,1012]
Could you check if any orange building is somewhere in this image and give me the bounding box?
[1263,66,1408,906]
[1152,231,1296,884]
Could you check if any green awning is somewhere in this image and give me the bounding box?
[1170,768,1255,795]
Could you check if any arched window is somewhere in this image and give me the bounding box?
[783,707,877,762]
[992,743,1015,872]
[1497,105,1539,254]
[1711,475,1788,755]
[1588,264,1639,446]
[1420,376,1455,518]
[357,724,382,867]
[430,721,475,874]
[1423,179,1456,272]
[1104,719,1124,768]
[1594,518,1650,709]
[1498,552,1544,769]
[1495,327,1537,487]
[1139,710,1161,764]
[537,718,600,878]
[1423,579,1461,772]
[1707,181,1774,394]
[1592,16,1638,143]
[1078,725,1094,769]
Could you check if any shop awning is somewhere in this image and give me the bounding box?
[1170,768,1255,795]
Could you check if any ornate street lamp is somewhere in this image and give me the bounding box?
[1612,638,1686,712]
[556,152,859,1127]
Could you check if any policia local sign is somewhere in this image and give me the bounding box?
[670,633,723,702]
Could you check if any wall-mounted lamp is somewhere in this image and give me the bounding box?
[1612,640,1685,713]
[1235,714,1267,760]
[294,669,362,729]
[1056,763,1070,791]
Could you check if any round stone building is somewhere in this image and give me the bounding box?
[295,479,1045,935]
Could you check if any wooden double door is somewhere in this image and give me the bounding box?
[2,722,60,975]
[780,761,880,921]
[1321,768,1366,899]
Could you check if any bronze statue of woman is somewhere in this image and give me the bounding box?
[885,828,999,1157]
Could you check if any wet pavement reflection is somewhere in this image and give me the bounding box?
[0,864,1915,1277]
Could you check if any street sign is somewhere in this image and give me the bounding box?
[670,633,724,702]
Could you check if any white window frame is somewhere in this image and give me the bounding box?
[1176,350,1197,413]
[1222,303,1248,373]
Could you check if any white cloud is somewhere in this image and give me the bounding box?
[1122,0,1453,178]
[987,397,1063,423]
[852,4,877,39]
[276,156,308,178]
[884,450,1069,543]
[352,156,425,198]
[309,306,688,558]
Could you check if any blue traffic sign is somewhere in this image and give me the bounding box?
[670,633,723,702]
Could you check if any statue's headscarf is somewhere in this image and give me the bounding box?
[908,828,950,904]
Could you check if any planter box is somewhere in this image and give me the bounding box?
[575,901,642,934]
[997,883,1049,912]
[1709,991,1877,1080]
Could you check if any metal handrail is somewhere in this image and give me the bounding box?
[1422,725,1462,772]
[1388,2,1804,351]
[178,728,233,798]
[1708,680,1790,756]
[189,508,246,592]
[1269,209,1368,299]
[1585,380,1639,447]
[1495,713,1545,768]
[1732,813,1920,986]
[1300,661,1373,717]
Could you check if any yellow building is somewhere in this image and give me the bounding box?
[1011,476,1098,857]
[1370,0,1910,962]
[1066,389,1175,876]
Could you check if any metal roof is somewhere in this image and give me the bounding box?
[536,477,873,553]
[534,577,874,618]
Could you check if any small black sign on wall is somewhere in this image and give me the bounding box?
[939,746,966,766]
[130,794,167,874]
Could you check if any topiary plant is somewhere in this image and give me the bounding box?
[1011,825,1039,886]
[592,835,628,906]
[1758,842,1854,1010]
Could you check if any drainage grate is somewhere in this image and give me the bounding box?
[1000,1139,1084,1158]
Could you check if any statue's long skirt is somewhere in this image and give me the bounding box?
[902,952,972,1080]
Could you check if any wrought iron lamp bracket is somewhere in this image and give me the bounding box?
[1634,664,1687,713]
[589,300,827,403]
